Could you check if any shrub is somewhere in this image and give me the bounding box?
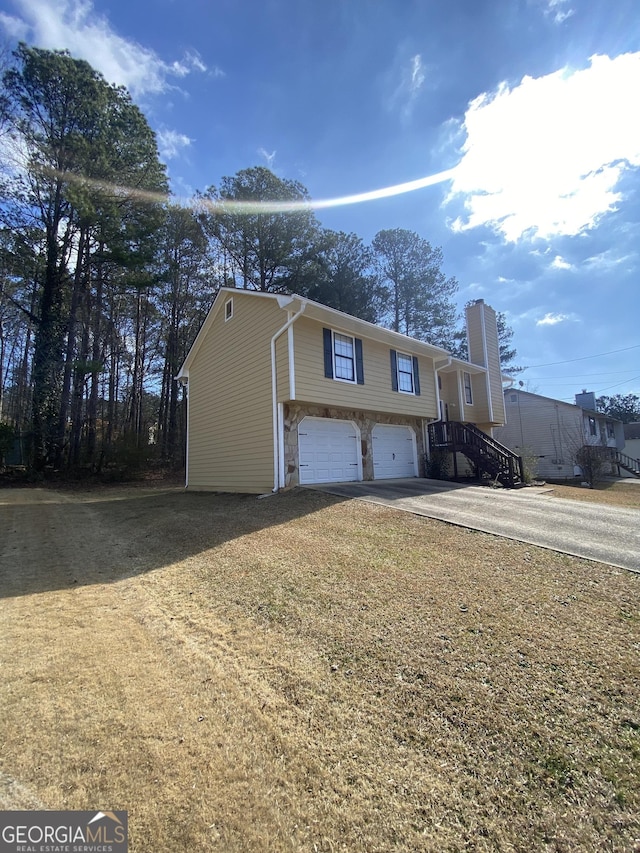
[426,448,451,480]
[575,445,606,488]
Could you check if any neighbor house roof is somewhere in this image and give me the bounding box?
[503,387,623,422]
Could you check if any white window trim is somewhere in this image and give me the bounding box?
[332,331,357,384]
[396,351,416,395]
[224,298,233,322]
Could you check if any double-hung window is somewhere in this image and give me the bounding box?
[323,328,364,384]
[390,350,420,396]
[397,353,415,393]
[463,372,473,405]
[333,333,355,381]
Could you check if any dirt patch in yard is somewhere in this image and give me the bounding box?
[1,485,639,852]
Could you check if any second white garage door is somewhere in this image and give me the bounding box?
[372,424,417,479]
[298,417,361,484]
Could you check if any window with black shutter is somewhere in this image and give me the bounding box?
[390,349,420,395]
[323,328,365,385]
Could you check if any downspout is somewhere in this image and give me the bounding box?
[428,356,452,460]
[271,302,306,492]
[175,376,189,488]
[434,357,451,423]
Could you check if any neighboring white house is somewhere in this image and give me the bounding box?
[623,422,640,470]
[494,389,625,481]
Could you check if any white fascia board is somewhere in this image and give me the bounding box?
[438,358,486,375]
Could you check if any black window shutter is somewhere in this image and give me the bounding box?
[390,349,398,392]
[413,356,421,395]
[323,328,333,378]
[355,338,364,384]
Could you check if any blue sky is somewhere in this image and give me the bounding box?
[1,0,639,403]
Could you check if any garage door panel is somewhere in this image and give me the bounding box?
[372,424,417,479]
[298,418,361,484]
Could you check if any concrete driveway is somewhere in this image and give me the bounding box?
[310,479,640,573]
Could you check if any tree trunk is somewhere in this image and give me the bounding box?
[55,226,88,468]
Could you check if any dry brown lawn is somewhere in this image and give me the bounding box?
[545,479,640,510]
[0,484,639,852]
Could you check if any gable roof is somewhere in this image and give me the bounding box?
[177,287,487,380]
[504,387,622,422]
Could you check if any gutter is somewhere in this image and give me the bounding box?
[271,300,306,492]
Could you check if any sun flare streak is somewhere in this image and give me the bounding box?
[173,165,458,213]
[17,159,459,214]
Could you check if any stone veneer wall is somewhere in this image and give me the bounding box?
[283,402,426,488]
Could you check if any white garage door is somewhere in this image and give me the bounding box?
[298,418,361,484]
[372,424,417,479]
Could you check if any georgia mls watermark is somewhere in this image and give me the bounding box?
[0,811,127,853]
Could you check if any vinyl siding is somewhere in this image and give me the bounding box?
[292,316,438,418]
[439,372,461,421]
[466,301,505,426]
[439,370,490,424]
[495,393,584,480]
[461,371,490,424]
[624,438,640,468]
[187,293,287,492]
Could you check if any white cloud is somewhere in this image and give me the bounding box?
[257,148,276,169]
[409,54,425,95]
[542,0,575,24]
[170,50,211,79]
[0,10,29,39]
[446,53,640,242]
[536,312,571,326]
[0,0,210,96]
[387,52,427,119]
[157,128,192,161]
[584,249,634,271]
[551,255,572,270]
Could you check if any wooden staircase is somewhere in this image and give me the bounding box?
[428,421,525,488]
[588,446,640,478]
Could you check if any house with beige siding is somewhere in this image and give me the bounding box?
[494,388,625,481]
[176,289,509,493]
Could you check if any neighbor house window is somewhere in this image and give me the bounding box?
[224,298,233,321]
[322,328,364,384]
[390,350,420,396]
[588,416,597,436]
[463,372,473,405]
[606,421,615,439]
